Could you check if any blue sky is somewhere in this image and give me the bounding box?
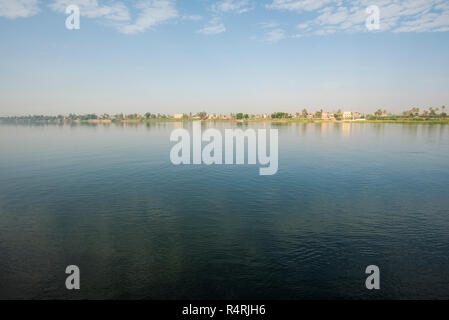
[1,0,449,116]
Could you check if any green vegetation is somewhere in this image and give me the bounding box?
[271,112,291,119]
[236,113,249,119]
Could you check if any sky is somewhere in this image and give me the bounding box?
[0,0,449,116]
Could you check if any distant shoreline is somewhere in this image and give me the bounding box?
[1,118,449,125]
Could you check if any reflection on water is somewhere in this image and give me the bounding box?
[342,122,351,138]
[0,122,449,299]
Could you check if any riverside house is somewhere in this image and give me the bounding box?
[343,111,353,120]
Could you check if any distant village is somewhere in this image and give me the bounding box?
[1,107,447,123]
[168,110,367,121]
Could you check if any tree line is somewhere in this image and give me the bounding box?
[1,106,447,123]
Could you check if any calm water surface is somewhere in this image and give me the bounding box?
[0,122,448,299]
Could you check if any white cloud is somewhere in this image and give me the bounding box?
[182,14,203,21]
[49,0,178,34]
[394,9,449,32]
[268,0,449,36]
[117,0,178,34]
[197,17,226,35]
[254,21,286,43]
[212,0,254,14]
[50,0,130,21]
[262,28,286,43]
[259,21,279,29]
[0,0,40,19]
[266,0,333,12]
[2,0,197,35]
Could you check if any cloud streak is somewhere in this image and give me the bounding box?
[49,0,130,21]
[268,0,449,36]
[0,0,40,19]
[197,17,226,35]
[262,28,286,43]
[48,0,180,34]
[117,0,178,34]
[266,0,333,12]
[212,0,254,14]
[254,21,286,43]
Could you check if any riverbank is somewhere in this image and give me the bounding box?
[1,118,449,125]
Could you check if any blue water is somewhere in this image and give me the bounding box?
[0,122,448,299]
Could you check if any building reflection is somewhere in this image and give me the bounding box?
[342,122,351,137]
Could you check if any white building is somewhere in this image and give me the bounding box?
[343,111,352,120]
